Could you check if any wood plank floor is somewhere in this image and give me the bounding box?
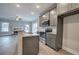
[0,35,72,55]
[0,35,17,55]
[38,43,72,55]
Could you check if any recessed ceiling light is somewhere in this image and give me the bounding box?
[31,12,34,15]
[51,10,55,14]
[16,4,20,7]
[42,15,46,18]
[36,5,40,8]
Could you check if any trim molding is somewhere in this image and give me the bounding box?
[63,46,79,55]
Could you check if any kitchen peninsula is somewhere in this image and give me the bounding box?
[18,31,39,55]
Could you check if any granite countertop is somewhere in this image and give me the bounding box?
[23,33,39,37]
[18,31,39,37]
[46,32,57,35]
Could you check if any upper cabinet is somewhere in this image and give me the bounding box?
[57,3,72,15]
[57,3,79,15]
[39,3,79,27]
[57,3,68,15]
[50,8,57,26]
[71,3,79,10]
[42,12,49,22]
[39,12,50,27]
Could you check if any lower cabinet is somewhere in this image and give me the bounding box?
[46,33,62,51]
[22,36,39,55]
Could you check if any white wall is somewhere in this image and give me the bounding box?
[63,14,79,54]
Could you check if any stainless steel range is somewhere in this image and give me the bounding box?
[38,28,52,44]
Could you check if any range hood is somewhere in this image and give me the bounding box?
[42,20,50,27]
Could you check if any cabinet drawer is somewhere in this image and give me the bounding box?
[47,34,56,39]
[46,34,56,44]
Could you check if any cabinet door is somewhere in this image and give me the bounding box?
[49,34,56,49]
[50,8,57,26]
[57,3,71,15]
[23,36,39,55]
[46,34,56,49]
[57,3,68,14]
[39,12,49,27]
[39,16,42,27]
[71,3,79,10]
[42,12,49,21]
[46,34,52,46]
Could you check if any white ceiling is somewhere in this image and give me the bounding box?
[0,3,54,22]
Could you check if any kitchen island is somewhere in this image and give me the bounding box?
[17,31,39,55]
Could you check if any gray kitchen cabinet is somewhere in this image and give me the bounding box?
[39,3,79,27]
[57,3,72,15]
[50,8,57,26]
[22,36,39,55]
[46,33,57,50]
[71,3,79,10]
[57,3,68,15]
[46,30,63,51]
[39,16,43,27]
[39,12,49,27]
[46,15,63,51]
[57,3,79,15]
[39,4,63,51]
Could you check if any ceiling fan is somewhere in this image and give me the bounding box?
[15,16,23,21]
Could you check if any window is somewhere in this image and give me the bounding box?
[32,22,37,33]
[1,23,9,32]
[24,24,30,32]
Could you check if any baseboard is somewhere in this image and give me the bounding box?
[63,46,79,55]
[0,34,14,37]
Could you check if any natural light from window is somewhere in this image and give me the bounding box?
[32,22,37,33]
[24,24,30,32]
[1,23,9,32]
